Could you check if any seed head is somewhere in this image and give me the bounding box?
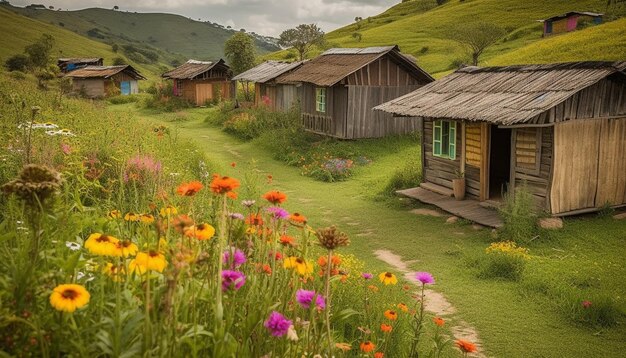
[316,226,350,250]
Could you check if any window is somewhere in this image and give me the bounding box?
[316,87,326,113]
[175,79,184,96]
[515,128,541,173]
[433,120,457,160]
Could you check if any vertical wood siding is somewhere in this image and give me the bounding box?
[595,117,626,206]
[423,120,462,191]
[511,127,553,209]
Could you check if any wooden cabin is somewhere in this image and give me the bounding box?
[57,58,103,73]
[376,61,626,216]
[64,65,145,98]
[276,46,434,139]
[539,11,603,37]
[231,60,306,110]
[162,59,232,106]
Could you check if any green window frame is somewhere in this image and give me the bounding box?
[433,120,457,160]
[315,87,326,113]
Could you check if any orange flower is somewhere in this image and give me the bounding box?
[368,285,379,292]
[267,174,273,184]
[262,190,287,204]
[335,342,351,352]
[318,255,341,267]
[374,353,384,358]
[380,323,392,333]
[397,303,409,312]
[176,181,203,196]
[340,274,349,282]
[384,310,398,320]
[280,235,296,247]
[230,162,236,167]
[245,214,263,226]
[173,214,193,233]
[289,212,307,224]
[433,317,445,327]
[455,339,477,353]
[360,341,375,353]
[210,175,240,195]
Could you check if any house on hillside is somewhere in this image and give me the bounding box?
[376,61,626,220]
[65,65,145,98]
[57,58,103,73]
[539,11,603,37]
[231,60,306,110]
[276,46,434,139]
[162,59,232,106]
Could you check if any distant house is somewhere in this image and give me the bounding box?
[162,59,232,106]
[376,61,626,217]
[57,58,103,73]
[539,11,603,36]
[232,60,306,110]
[64,65,145,98]
[276,46,434,139]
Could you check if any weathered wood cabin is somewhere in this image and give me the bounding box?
[162,59,232,106]
[539,11,603,37]
[64,65,145,98]
[376,62,626,216]
[277,46,434,139]
[231,60,306,110]
[57,57,103,73]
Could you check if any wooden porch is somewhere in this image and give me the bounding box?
[397,183,504,228]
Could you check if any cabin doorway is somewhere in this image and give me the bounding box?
[489,127,511,200]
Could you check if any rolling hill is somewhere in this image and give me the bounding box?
[269,0,624,76]
[3,4,280,62]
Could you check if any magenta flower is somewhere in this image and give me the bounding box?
[415,272,435,285]
[264,311,292,337]
[362,272,373,280]
[223,248,246,268]
[267,206,289,220]
[295,289,326,310]
[221,270,246,291]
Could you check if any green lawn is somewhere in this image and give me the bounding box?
[108,104,626,357]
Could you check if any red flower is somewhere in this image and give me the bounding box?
[262,190,287,204]
[455,339,477,353]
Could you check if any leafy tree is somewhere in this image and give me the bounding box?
[35,64,59,89]
[447,22,504,66]
[4,54,30,72]
[112,57,126,66]
[224,32,256,75]
[113,5,119,10]
[278,24,325,61]
[24,34,55,69]
[352,32,362,42]
[111,43,118,53]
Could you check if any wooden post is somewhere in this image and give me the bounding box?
[479,123,490,201]
[460,121,466,174]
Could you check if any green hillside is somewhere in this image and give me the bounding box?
[271,0,623,76]
[0,6,168,82]
[4,5,280,62]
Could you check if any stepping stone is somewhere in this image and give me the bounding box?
[411,208,443,217]
[613,212,626,220]
[446,216,459,224]
[539,217,563,229]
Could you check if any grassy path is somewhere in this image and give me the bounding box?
[111,105,626,358]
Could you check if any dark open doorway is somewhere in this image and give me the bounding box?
[489,127,512,200]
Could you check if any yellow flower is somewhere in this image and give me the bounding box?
[49,284,90,313]
[115,240,138,257]
[185,223,215,240]
[107,210,121,219]
[132,251,167,273]
[158,237,169,253]
[159,205,178,217]
[379,272,398,285]
[384,309,398,320]
[124,212,139,222]
[284,256,314,276]
[139,214,155,224]
[103,263,125,282]
[85,233,119,256]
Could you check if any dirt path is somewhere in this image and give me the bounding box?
[375,249,485,357]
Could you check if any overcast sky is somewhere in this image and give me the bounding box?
[11,0,397,36]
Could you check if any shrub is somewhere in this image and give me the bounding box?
[499,184,538,244]
[107,94,141,104]
[478,241,530,280]
[9,70,27,80]
[141,82,193,112]
[4,54,30,72]
[380,156,422,196]
[565,294,622,327]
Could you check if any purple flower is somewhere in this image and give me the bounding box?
[267,206,289,220]
[415,272,435,285]
[264,311,292,337]
[241,199,256,208]
[223,248,246,268]
[221,270,246,291]
[229,212,244,220]
[295,289,326,310]
[362,272,373,280]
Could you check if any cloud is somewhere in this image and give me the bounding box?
[10,0,396,36]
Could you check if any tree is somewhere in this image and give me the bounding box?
[278,24,325,61]
[112,57,126,66]
[24,33,55,69]
[113,5,119,10]
[5,54,30,72]
[352,32,362,42]
[111,43,118,53]
[447,22,504,66]
[224,32,256,75]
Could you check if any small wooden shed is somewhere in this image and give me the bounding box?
[539,11,603,37]
[231,60,306,110]
[277,46,434,139]
[64,65,145,98]
[57,58,103,73]
[162,59,232,106]
[376,61,626,216]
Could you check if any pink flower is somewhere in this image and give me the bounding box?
[223,248,246,268]
[415,272,435,285]
[61,143,72,155]
[295,289,325,310]
[221,270,246,291]
[582,300,592,309]
[362,272,373,280]
[264,311,292,337]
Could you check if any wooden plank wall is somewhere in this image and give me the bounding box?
[512,127,553,208]
[463,122,482,199]
[73,79,105,98]
[346,85,421,139]
[341,56,424,87]
[275,84,299,111]
[423,120,462,191]
[595,117,626,206]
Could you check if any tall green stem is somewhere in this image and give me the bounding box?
[215,195,228,324]
[324,249,333,357]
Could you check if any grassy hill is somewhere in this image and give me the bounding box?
[4,5,280,62]
[270,0,624,76]
[0,6,168,82]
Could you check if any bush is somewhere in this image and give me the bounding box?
[141,82,193,112]
[4,54,30,72]
[499,184,538,244]
[9,70,27,80]
[380,156,422,196]
[107,94,141,104]
[565,294,622,327]
[478,241,530,280]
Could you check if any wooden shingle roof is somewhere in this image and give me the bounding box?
[232,60,306,83]
[375,61,626,125]
[162,59,229,80]
[277,46,433,86]
[64,65,145,80]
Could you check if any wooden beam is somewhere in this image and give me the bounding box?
[479,123,490,201]
[510,128,517,193]
[460,121,466,174]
